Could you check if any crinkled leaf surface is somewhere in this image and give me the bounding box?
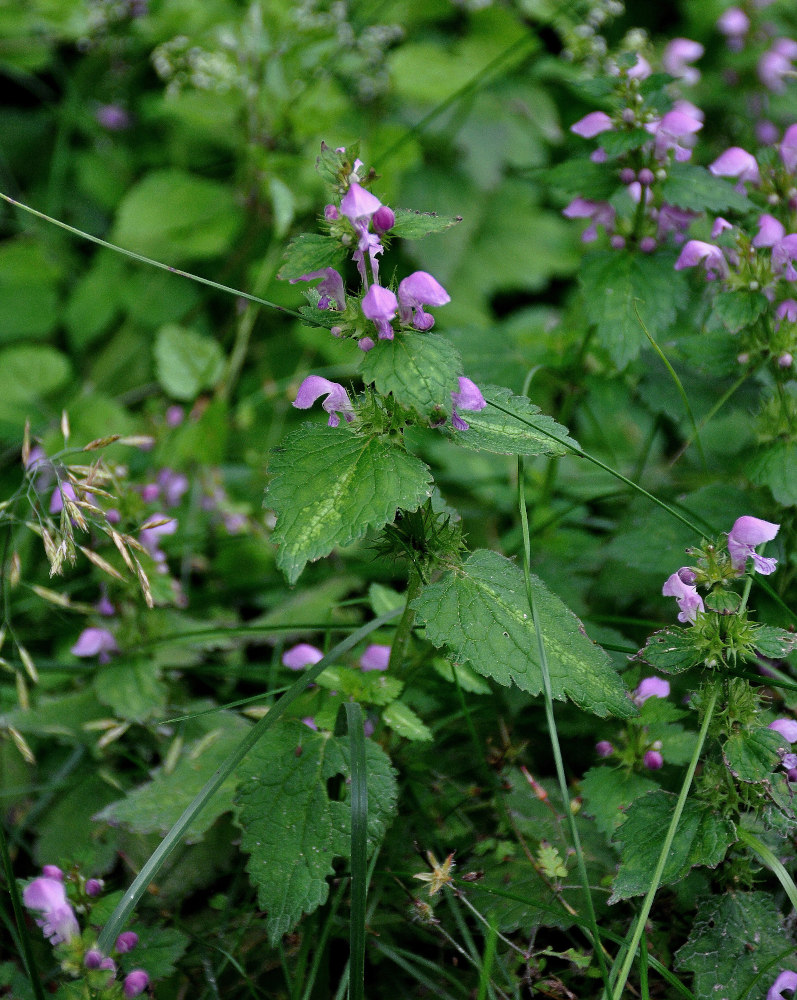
[579,250,686,368]
[541,160,618,200]
[712,289,770,333]
[748,441,797,506]
[267,426,433,583]
[413,549,632,718]
[382,700,432,741]
[753,625,797,659]
[235,720,397,943]
[278,233,346,282]
[93,659,168,723]
[610,790,736,902]
[391,209,462,239]
[455,385,578,457]
[723,727,784,784]
[636,628,702,674]
[581,766,658,836]
[676,892,792,1000]
[661,164,752,213]
[360,333,461,419]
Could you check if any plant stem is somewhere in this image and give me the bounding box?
[609,683,719,1000]
[388,568,423,674]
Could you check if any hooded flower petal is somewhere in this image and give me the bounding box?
[361,284,398,339]
[727,515,780,574]
[293,375,355,428]
[674,240,728,279]
[662,567,705,623]
[709,146,760,184]
[776,299,797,326]
[282,643,323,670]
[634,677,671,704]
[562,198,615,242]
[570,111,613,138]
[340,181,381,222]
[654,109,702,162]
[450,377,487,432]
[768,970,797,1000]
[759,39,797,93]
[23,877,80,945]
[360,644,391,671]
[70,627,119,662]
[770,718,797,742]
[781,124,797,172]
[289,267,346,310]
[662,38,704,84]
[772,234,797,281]
[753,213,786,248]
[397,271,451,329]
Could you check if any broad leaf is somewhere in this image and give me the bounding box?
[154,323,225,401]
[539,160,618,200]
[636,628,702,674]
[676,893,790,1000]
[314,665,403,706]
[267,426,433,583]
[610,790,736,902]
[713,289,769,333]
[753,625,797,659]
[454,385,578,457]
[581,766,658,835]
[93,660,168,723]
[360,333,461,419]
[382,701,433,741]
[598,128,651,156]
[723,727,784,783]
[278,233,346,282]
[661,164,752,213]
[391,209,462,239]
[235,720,397,943]
[413,549,633,718]
[748,441,797,506]
[579,250,686,368]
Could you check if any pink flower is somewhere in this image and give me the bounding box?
[71,627,119,664]
[770,718,797,743]
[717,7,749,48]
[674,240,728,280]
[643,750,664,769]
[451,377,486,431]
[753,213,785,248]
[293,376,355,428]
[662,38,704,85]
[662,567,705,623]
[768,970,797,1000]
[570,111,613,138]
[373,206,395,233]
[727,515,780,575]
[123,970,150,998]
[282,643,323,670]
[595,740,614,758]
[139,515,177,565]
[711,217,733,238]
[115,932,139,953]
[562,198,615,243]
[759,38,797,93]
[340,181,381,222]
[634,677,671,704]
[780,124,797,172]
[772,234,797,281]
[397,271,450,330]
[360,644,390,671]
[23,876,80,945]
[289,268,346,310]
[709,147,760,186]
[361,284,398,340]
[652,109,702,162]
[157,468,189,507]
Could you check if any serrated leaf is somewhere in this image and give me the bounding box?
[95,714,251,842]
[314,665,403,706]
[748,441,797,506]
[661,164,752,213]
[610,790,736,902]
[454,385,578,457]
[579,250,686,368]
[676,892,790,1000]
[154,324,225,401]
[581,766,658,835]
[539,160,618,200]
[753,625,797,658]
[278,233,346,282]
[267,426,433,583]
[432,656,492,694]
[129,926,189,979]
[390,209,462,239]
[382,700,433,741]
[704,589,741,614]
[712,289,770,333]
[235,720,397,943]
[413,549,633,718]
[598,128,651,156]
[360,334,461,418]
[636,628,702,674]
[723,727,784,783]
[93,660,168,723]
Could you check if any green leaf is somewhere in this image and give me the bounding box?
[661,164,752,213]
[598,128,651,156]
[95,713,251,842]
[267,426,433,584]
[315,666,404,706]
[360,334,462,419]
[539,160,618,200]
[432,656,492,694]
[712,289,770,333]
[129,926,189,979]
[610,790,736,902]
[753,625,797,659]
[112,169,244,261]
[154,324,225,401]
[0,344,71,401]
[455,385,579,456]
[278,233,346,281]
[382,700,433,741]
[390,209,462,239]
[723,727,784,783]
[748,441,797,505]
[0,239,62,341]
[675,892,790,1000]
[412,549,633,718]
[93,660,168,723]
[579,250,687,368]
[235,720,397,943]
[704,589,742,614]
[581,766,658,836]
[635,628,702,674]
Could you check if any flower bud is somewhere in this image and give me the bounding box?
[372,206,395,233]
[639,236,657,253]
[643,750,664,769]
[115,931,139,953]
[85,949,104,969]
[619,167,636,185]
[778,352,793,368]
[638,168,655,186]
[595,740,614,758]
[123,970,150,998]
[324,204,339,221]
[85,878,103,897]
[42,865,63,880]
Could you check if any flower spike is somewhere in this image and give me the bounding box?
[293,376,355,428]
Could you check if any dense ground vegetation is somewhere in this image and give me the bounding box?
[2,1,797,998]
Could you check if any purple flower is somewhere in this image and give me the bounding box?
[22,876,80,945]
[628,54,651,80]
[360,644,390,671]
[781,124,797,172]
[71,627,119,664]
[373,206,395,233]
[779,352,794,368]
[634,677,671,704]
[653,109,702,162]
[770,718,797,742]
[570,112,613,138]
[595,740,614,758]
[123,970,150,998]
[776,299,797,325]
[717,7,749,48]
[85,949,104,969]
[293,376,355,428]
[352,226,384,285]
[397,271,450,330]
[562,198,615,243]
[157,468,189,507]
[753,213,786,248]
[139,515,178,565]
[727,515,780,575]
[50,481,77,514]
[99,957,117,973]
[85,878,104,896]
[662,567,705,624]
[289,267,346,311]
[361,284,398,340]
[768,970,797,1000]
[709,147,760,186]
[657,204,698,243]
[42,865,63,880]
[340,182,382,222]
[96,104,131,131]
[711,218,733,239]
[165,405,185,427]
[759,38,797,93]
[674,240,728,280]
[324,204,339,221]
[451,377,487,431]
[772,234,797,281]
[662,38,704,85]
[643,750,664,770]
[115,931,139,953]
[282,643,323,670]
[302,716,318,730]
